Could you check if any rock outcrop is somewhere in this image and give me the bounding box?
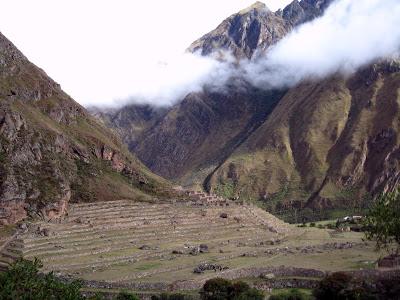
[188,0,333,58]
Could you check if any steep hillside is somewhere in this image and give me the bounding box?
[94,0,400,219]
[100,0,333,188]
[133,87,286,186]
[0,32,173,225]
[208,61,400,217]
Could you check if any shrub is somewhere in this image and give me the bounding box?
[269,288,311,300]
[200,278,263,300]
[326,223,335,230]
[235,288,264,300]
[309,222,316,227]
[116,290,139,300]
[313,272,353,300]
[0,258,84,300]
[364,191,400,251]
[200,278,233,300]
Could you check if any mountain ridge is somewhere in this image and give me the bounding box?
[94,0,400,220]
[0,32,174,225]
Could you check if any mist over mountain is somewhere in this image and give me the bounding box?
[243,0,400,89]
[91,0,400,109]
[97,0,400,217]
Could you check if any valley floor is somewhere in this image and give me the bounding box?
[0,199,388,292]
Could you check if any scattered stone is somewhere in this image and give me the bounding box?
[189,247,200,256]
[234,216,242,223]
[36,226,50,237]
[268,226,278,233]
[172,249,184,255]
[260,273,275,279]
[241,252,257,257]
[378,255,400,269]
[220,212,228,218]
[139,245,152,250]
[193,262,229,274]
[199,244,209,253]
[19,223,28,230]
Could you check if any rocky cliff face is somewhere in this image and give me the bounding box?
[188,0,333,58]
[0,32,172,225]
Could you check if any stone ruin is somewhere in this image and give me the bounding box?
[378,255,400,269]
[186,190,230,206]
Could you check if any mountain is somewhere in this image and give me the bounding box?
[207,60,400,216]
[0,32,173,225]
[99,1,332,187]
[95,0,400,219]
[188,0,333,58]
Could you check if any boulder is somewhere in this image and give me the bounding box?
[199,244,209,253]
[220,212,228,218]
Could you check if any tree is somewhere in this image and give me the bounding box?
[269,288,311,300]
[200,278,233,300]
[200,278,263,300]
[364,191,400,252]
[313,272,353,300]
[116,290,139,300]
[234,288,264,300]
[0,258,84,300]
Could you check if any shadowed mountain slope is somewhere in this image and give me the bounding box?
[95,1,400,218]
[207,61,400,214]
[99,0,333,187]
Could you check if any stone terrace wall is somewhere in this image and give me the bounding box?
[73,266,326,292]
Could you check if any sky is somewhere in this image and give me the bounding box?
[0,0,293,107]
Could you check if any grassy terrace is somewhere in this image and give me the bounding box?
[0,199,385,290]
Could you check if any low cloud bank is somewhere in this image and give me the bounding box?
[242,0,400,89]
[90,0,400,108]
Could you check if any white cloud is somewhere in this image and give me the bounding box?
[242,0,400,89]
[96,0,400,107]
[1,0,398,108]
[0,0,292,107]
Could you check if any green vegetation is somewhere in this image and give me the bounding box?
[0,258,84,300]
[200,278,264,300]
[0,258,140,300]
[115,290,139,300]
[215,181,236,199]
[269,288,313,300]
[364,191,400,252]
[151,293,191,300]
[312,271,400,300]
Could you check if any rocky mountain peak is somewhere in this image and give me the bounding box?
[188,1,287,58]
[188,0,334,59]
[238,2,270,15]
[282,0,333,26]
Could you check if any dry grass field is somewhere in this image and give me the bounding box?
[0,199,385,291]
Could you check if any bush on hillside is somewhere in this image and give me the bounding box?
[0,258,84,300]
[116,290,139,300]
[364,191,400,251]
[269,288,311,300]
[200,278,263,300]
